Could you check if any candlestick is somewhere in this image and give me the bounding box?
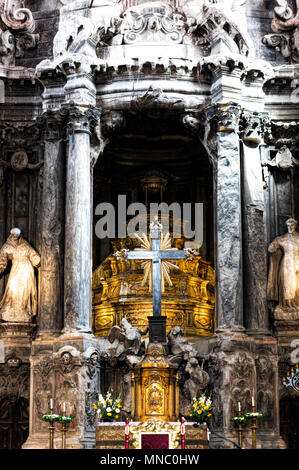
[61,421,67,449]
[49,421,55,449]
[125,419,130,450]
[181,417,186,450]
[237,404,243,448]
[251,401,257,449]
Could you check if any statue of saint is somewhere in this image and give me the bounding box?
[0,228,41,322]
[267,218,299,317]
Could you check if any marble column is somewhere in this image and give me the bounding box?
[209,104,244,332]
[63,105,100,333]
[38,111,66,335]
[241,137,270,335]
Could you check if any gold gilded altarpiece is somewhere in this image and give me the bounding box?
[92,234,215,338]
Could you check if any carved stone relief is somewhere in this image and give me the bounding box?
[0,356,29,401]
[33,353,54,427]
[264,146,299,171]
[263,0,299,63]
[0,0,39,66]
[256,355,276,430]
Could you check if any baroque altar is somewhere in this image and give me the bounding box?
[92,231,215,338]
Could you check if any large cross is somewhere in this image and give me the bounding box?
[125,220,187,342]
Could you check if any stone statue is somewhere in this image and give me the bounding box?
[0,228,40,322]
[105,318,147,360]
[267,219,299,318]
[183,357,210,399]
[167,325,197,364]
[180,356,210,417]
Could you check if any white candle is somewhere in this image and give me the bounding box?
[63,402,66,413]
[238,402,241,412]
[252,396,255,407]
[50,398,53,410]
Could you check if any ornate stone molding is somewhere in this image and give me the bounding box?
[0,0,38,66]
[239,110,263,148]
[66,102,101,135]
[114,5,195,46]
[0,0,35,33]
[37,109,68,142]
[263,145,299,171]
[0,356,30,401]
[262,118,299,146]
[0,119,43,185]
[207,102,241,133]
[263,0,299,63]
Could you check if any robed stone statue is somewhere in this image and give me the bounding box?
[267,218,299,318]
[0,228,41,322]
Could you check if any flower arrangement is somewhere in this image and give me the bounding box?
[244,412,263,419]
[58,416,73,423]
[93,390,123,422]
[231,412,263,425]
[190,391,214,424]
[231,415,248,425]
[40,413,60,422]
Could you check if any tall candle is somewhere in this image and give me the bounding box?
[252,396,255,407]
[238,402,241,412]
[63,402,66,413]
[50,398,53,410]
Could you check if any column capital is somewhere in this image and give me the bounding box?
[65,102,101,136]
[239,109,263,148]
[206,103,242,133]
[37,109,67,142]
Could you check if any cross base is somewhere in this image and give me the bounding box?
[148,316,167,344]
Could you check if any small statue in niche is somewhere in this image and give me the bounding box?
[0,228,40,322]
[267,218,299,318]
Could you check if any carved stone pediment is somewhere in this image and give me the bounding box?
[118,4,189,45]
[96,1,252,54]
[51,0,252,69]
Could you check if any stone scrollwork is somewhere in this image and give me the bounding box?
[0,0,35,32]
[263,0,299,63]
[0,0,39,66]
[120,6,187,45]
[50,1,252,63]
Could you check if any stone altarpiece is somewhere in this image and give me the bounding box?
[0,0,298,449]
